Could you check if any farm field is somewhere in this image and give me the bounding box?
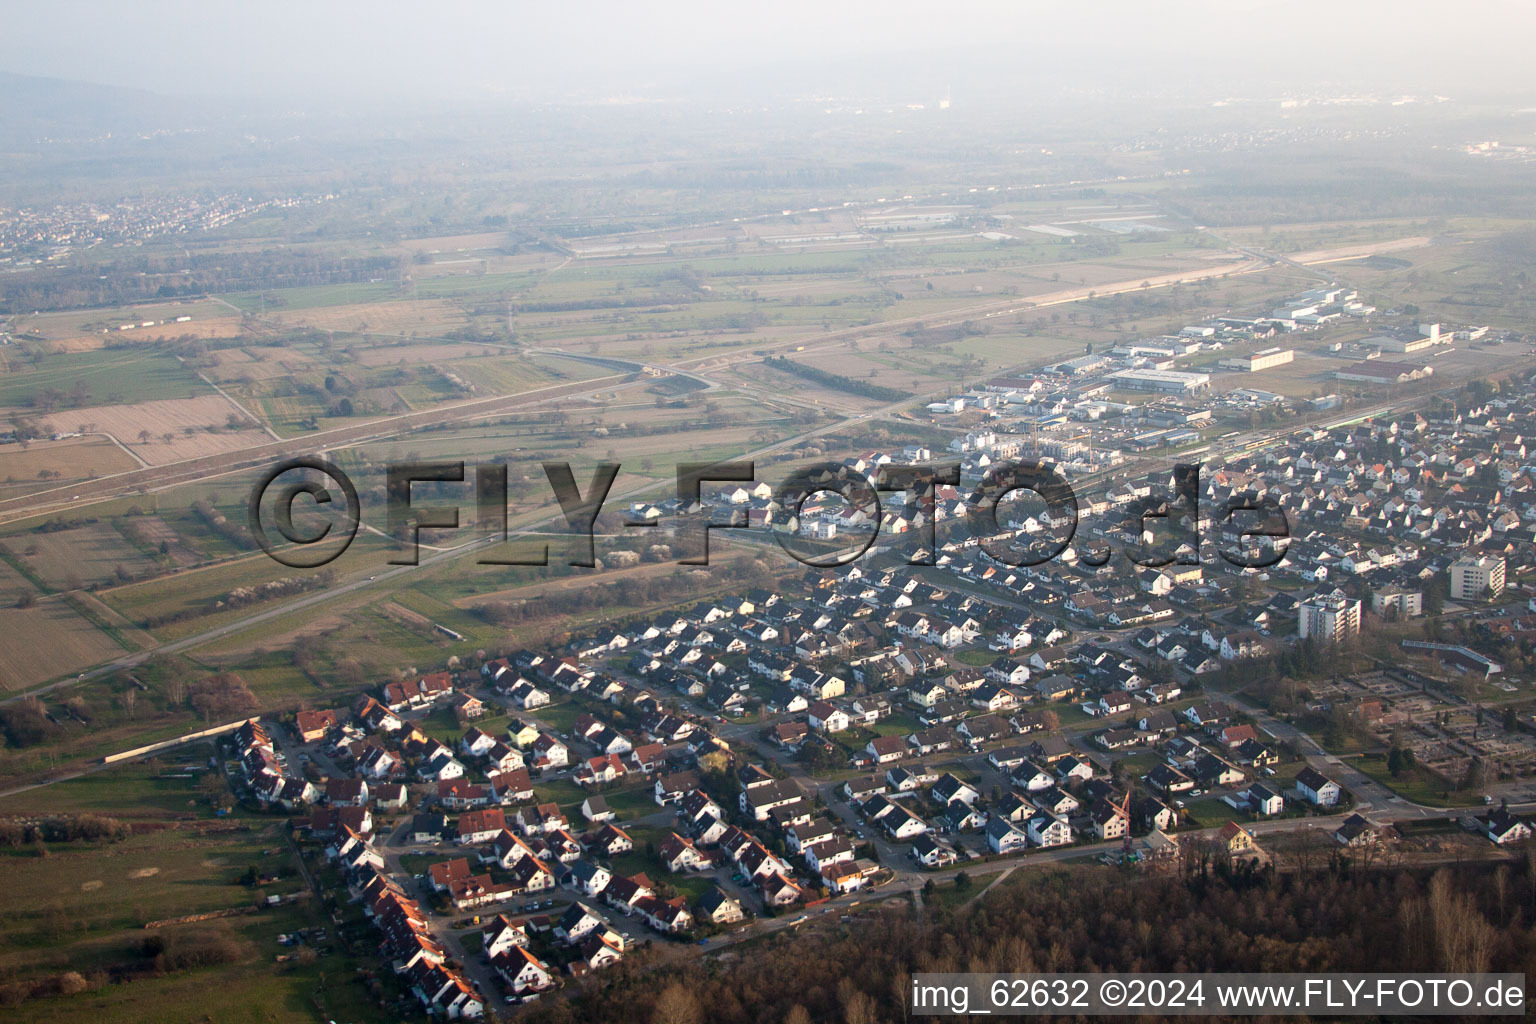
[0,827,280,951]
[265,296,470,335]
[0,558,37,606]
[351,340,506,366]
[0,597,123,689]
[14,300,235,343]
[953,332,1086,366]
[0,777,378,1024]
[98,537,403,641]
[1,519,158,589]
[0,436,141,492]
[0,349,213,412]
[0,750,235,818]
[199,345,317,383]
[42,317,250,353]
[195,599,463,682]
[118,514,203,566]
[1,916,376,1024]
[388,229,512,255]
[30,395,271,465]
[217,345,610,435]
[1220,218,1459,255]
[219,281,403,312]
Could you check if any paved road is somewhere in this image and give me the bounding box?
[693,812,1332,954]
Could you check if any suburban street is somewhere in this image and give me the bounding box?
[250,652,1536,1008]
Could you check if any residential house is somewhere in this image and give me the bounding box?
[1295,766,1342,807]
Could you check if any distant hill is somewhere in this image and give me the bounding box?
[0,70,204,143]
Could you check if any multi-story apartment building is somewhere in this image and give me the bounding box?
[1450,555,1505,601]
[1299,589,1362,642]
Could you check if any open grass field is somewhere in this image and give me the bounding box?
[384,587,495,642]
[0,349,212,413]
[266,296,470,335]
[98,537,402,641]
[1338,234,1536,330]
[3,914,379,1024]
[390,229,512,255]
[135,504,253,563]
[517,251,1260,374]
[220,281,403,312]
[3,520,159,589]
[43,317,251,354]
[1350,751,1484,808]
[0,826,284,955]
[339,404,780,479]
[213,343,609,435]
[0,752,226,817]
[0,597,124,689]
[724,330,1071,407]
[352,340,502,366]
[14,300,235,343]
[253,392,340,436]
[198,601,454,678]
[1221,218,1448,255]
[439,352,582,394]
[0,790,380,1024]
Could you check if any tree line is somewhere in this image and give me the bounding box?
[762,356,912,402]
[512,862,1536,1024]
[0,250,404,314]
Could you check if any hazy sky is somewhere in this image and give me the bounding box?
[5,0,1534,104]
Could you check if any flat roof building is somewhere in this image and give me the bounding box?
[1335,361,1433,384]
[1299,590,1361,643]
[1450,555,1505,601]
[1220,347,1294,372]
[1364,333,1442,354]
[1107,368,1211,394]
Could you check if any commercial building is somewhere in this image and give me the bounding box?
[1220,348,1294,372]
[1364,325,1447,354]
[1364,334,1439,354]
[1298,590,1361,643]
[1107,368,1211,394]
[1334,361,1433,384]
[1450,555,1505,601]
[1054,354,1110,376]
